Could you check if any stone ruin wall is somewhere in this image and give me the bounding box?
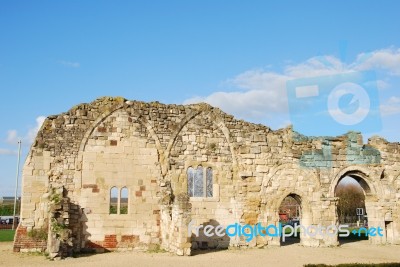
[13,97,400,256]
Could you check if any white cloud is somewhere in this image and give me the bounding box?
[380,96,400,116]
[185,70,289,117]
[377,80,390,90]
[184,48,400,122]
[388,96,400,104]
[59,60,80,68]
[0,148,17,155]
[353,48,400,75]
[284,56,345,78]
[6,130,18,144]
[381,105,400,116]
[381,98,400,116]
[27,116,46,142]
[6,116,46,145]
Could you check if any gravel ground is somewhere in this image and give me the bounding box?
[1,241,399,267]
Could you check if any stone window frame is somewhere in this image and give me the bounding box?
[109,186,129,215]
[187,164,219,202]
[120,187,129,215]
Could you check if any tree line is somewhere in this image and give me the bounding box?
[336,183,365,224]
[0,204,19,216]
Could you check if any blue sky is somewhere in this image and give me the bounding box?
[1,1,399,196]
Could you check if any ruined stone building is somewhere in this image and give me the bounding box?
[13,97,400,256]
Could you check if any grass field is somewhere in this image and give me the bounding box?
[0,230,15,242]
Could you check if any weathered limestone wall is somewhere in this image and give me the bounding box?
[14,97,400,256]
[168,111,236,249]
[79,109,161,250]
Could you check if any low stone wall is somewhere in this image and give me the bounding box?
[13,226,47,252]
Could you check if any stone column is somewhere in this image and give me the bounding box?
[169,193,192,256]
[319,197,339,247]
[366,200,385,245]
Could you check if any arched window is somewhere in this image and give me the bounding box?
[206,167,213,197]
[120,187,129,214]
[110,187,118,214]
[187,167,195,197]
[194,166,204,197]
[188,166,213,198]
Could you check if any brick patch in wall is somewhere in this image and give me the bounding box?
[13,226,47,252]
[83,184,98,189]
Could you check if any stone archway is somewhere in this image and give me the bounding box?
[277,193,303,246]
[330,167,385,245]
[260,164,320,247]
[262,189,315,247]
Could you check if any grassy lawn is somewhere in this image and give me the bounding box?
[0,230,15,242]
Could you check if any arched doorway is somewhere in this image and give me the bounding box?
[335,176,367,244]
[331,169,385,245]
[278,193,302,246]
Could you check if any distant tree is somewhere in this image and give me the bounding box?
[336,183,365,223]
[0,204,14,216]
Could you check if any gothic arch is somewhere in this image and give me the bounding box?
[78,103,124,153]
[75,103,165,186]
[328,165,383,198]
[262,163,321,196]
[268,189,312,215]
[165,108,203,158]
[165,107,238,169]
[78,104,163,154]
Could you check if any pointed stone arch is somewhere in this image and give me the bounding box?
[164,106,238,175]
[75,103,165,187]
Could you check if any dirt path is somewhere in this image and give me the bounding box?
[1,241,399,267]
